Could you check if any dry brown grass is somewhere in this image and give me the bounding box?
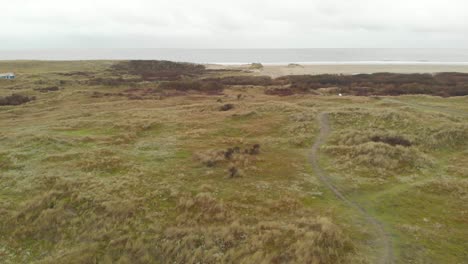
[1,61,467,264]
[154,192,354,264]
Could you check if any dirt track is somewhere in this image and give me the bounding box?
[309,113,394,264]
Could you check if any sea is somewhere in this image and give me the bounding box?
[1,48,468,65]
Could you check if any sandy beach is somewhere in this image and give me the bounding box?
[206,63,468,77]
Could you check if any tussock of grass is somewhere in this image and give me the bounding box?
[157,192,354,264]
[324,128,433,176]
[417,177,468,200]
[177,192,229,224]
[194,145,262,177]
[157,217,353,264]
[427,124,468,149]
[0,152,20,170]
[77,149,130,174]
[331,129,414,147]
[324,142,431,175]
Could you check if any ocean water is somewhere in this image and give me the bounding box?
[1,48,468,64]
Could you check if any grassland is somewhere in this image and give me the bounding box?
[0,61,467,263]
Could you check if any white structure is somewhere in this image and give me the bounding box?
[0,73,15,79]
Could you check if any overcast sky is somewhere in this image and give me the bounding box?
[1,0,468,49]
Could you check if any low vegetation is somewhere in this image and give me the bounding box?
[250,63,264,69]
[203,75,273,86]
[111,60,205,80]
[0,94,35,106]
[276,72,468,96]
[34,86,60,93]
[158,80,224,94]
[0,60,467,264]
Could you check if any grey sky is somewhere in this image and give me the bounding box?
[1,0,468,49]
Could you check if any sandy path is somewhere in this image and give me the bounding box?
[309,113,394,264]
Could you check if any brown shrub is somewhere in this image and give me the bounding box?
[370,135,412,147]
[219,103,234,111]
[87,77,140,86]
[0,94,35,106]
[228,166,240,178]
[111,60,205,80]
[35,86,60,93]
[272,72,468,96]
[249,144,261,155]
[204,75,273,86]
[159,80,224,94]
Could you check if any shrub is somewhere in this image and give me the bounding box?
[112,60,205,80]
[272,72,468,96]
[194,150,226,167]
[249,144,261,155]
[370,135,412,147]
[220,104,234,111]
[87,77,140,86]
[35,86,60,93]
[0,94,35,106]
[250,63,264,69]
[228,166,240,178]
[159,80,224,94]
[204,76,273,86]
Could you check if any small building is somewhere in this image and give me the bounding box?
[0,73,15,79]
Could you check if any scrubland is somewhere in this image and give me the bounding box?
[0,60,467,263]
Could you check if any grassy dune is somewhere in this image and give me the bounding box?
[0,61,467,263]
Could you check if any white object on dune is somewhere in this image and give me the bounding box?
[338,93,342,96]
[0,72,15,79]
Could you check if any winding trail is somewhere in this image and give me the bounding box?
[309,113,394,264]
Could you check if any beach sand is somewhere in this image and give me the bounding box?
[206,63,468,78]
